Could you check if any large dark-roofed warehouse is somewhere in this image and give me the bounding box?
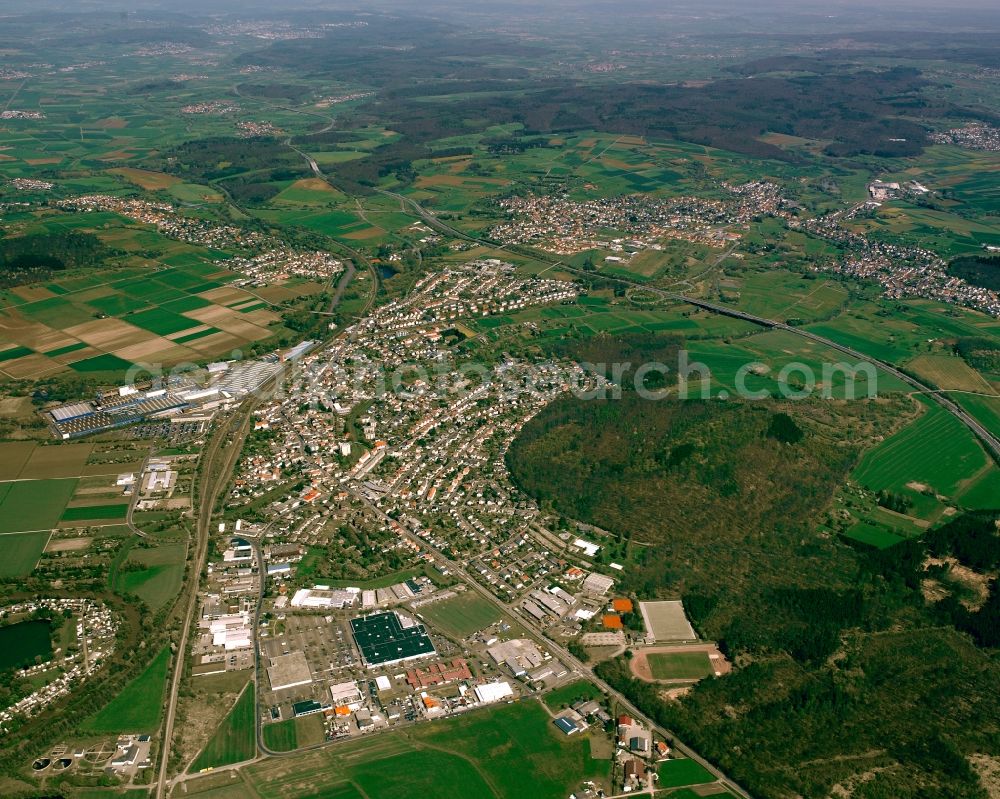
[351,611,435,668]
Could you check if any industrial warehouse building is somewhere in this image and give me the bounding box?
[473,681,514,704]
[350,611,435,668]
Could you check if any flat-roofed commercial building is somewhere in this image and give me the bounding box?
[267,651,312,691]
[350,611,435,668]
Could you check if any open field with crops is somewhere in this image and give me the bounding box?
[241,700,609,799]
[82,646,171,734]
[190,685,256,771]
[852,399,999,518]
[415,592,504,639]
[0,249,293,380]
[118,542,188,612]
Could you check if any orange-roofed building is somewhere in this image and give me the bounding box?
[612,598,633,614]
[422,695,441,709]
[602,614,623,630]
[334,705,351,716]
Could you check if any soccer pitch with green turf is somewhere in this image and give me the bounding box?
[647,651,715,681]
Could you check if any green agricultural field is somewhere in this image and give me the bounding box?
[71,790,155,799]
[542,680,604,711]
[0,346,33,362]
[69,354,136,374]
[843,521,906,550]
[416,592,503,639]
[905,354,995,393]
[191,684,256,771]
[647,651,715,681]
[727,271,848,323]
[685,331,911,400]
[0,246,288,381]
[118,542,187,611]
[61,503,130,522]
[0,478,78,533]
[852,399,995,514]
[956,394,1000,440]
[247,700,608,799]
[82,646,171,733]
[0,531,50,577]
[262,719,298,753]
[656,758,716,789]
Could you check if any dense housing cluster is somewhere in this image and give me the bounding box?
[799,211,1000,316]
[0,599,119,732]
[488,182,786,254]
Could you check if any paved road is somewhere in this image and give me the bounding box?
[348,489,753,799]
[607,283,1000,460]
[155,184,993,798]
[124,455,149,540]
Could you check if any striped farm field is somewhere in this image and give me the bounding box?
[0,478,78,533]
[852,399,993,509]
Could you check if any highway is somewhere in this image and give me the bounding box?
[375,190,1000,459]
[151,181,993,799]
[594,282,1000,460]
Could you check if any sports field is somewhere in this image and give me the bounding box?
[82,646,171,733]
[647,651,715,681]
[416,592,502,639]
[191,684,256,771]
[630,644,731,684]
[639,601,697,641]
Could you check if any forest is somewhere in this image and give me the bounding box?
[948,255,1000,292]
[241,22,986,162]
[0,231,112,288]
[506,391,1000,798]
